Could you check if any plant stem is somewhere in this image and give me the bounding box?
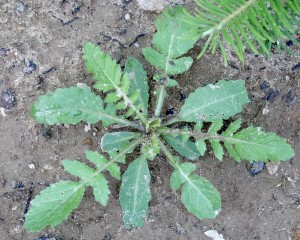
[162,116,180,126]
[101,112,144,131]
[160,141,178,168]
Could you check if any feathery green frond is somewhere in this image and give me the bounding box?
[185,0,300,65]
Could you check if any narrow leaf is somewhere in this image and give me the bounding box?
[181,175,221,219]
[120,156,151,229]
[178,80,250,122]
[163,134,200,160]
[125,57,149,115]
[24,181,84,232]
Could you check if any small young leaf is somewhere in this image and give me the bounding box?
[62,160,110,206]
[141,135,161,160]
[125,57,149,115]
[163,134,200,160]
[170,162,197,190]
[222,126,295,163]
[101,132,141,152]
[178,80,250,122]
[181,175,221,220]
[120,156,151,229]
[24,181,84,232]
[86,150,120,180]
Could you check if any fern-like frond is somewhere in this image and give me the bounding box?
[185,0,300,65]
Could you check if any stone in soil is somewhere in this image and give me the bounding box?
[1,89,16,109]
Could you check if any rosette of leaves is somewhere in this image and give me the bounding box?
[185,0,300,65]
[24,7,295,232]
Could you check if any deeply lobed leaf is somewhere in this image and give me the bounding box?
[222,126,295,163]
[63,160,110,206]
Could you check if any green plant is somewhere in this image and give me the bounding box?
[24,7,295,232]
[185,0,300,65]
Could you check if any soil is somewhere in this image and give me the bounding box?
[0,1,300,240]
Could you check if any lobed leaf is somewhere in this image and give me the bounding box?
[222,126,295,163]
[83,42,121,92]
[86,150,120,180]
[142,7,196,75]
[163,134,200,160]
[120,156,151,229]
[24,181,84,232]
[84,43,148,121]
[62,160,110,206]
[177,80,250,122]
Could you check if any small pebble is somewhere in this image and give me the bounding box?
[291,62,300,71]
[35,236,63,240]
[124,13,131,21]
[10,180,24,189]
[104,234,112,240]
[259,81,270,90]
[16,2,25,12]
[28,164,35,169]
[265,88,280,102]
[82,137,93,146]
[84,124,91,132]
[11,205,18,211]
[23,60,37,74]
[284,90,297,106]
[166,108,174,115]
[1,89,16,109]
[179,91,186,101]
[266,162,279,175]
[250,161,265,176]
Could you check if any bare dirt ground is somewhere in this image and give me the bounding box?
[0,1,300,239]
